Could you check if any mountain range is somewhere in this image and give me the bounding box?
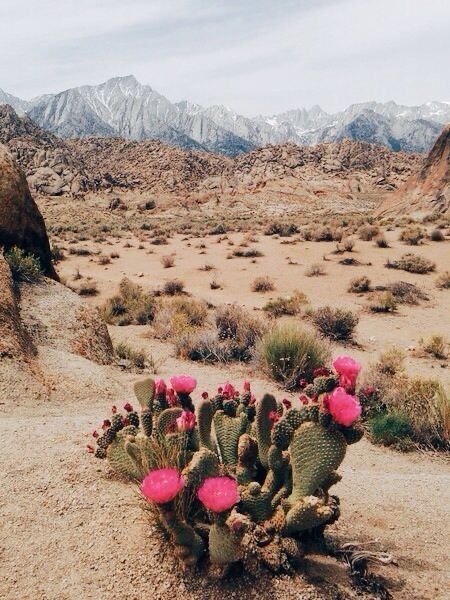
[1,75,449,156]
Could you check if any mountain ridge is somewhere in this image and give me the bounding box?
[1,76,448,156]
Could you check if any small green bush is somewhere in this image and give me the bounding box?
[4,247,43,283]
[312,306,358,341]
[368,411,414,448]
[256,324,330,389]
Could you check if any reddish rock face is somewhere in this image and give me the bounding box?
[0,143,58,279]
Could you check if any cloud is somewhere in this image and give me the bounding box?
[0,0,449,114]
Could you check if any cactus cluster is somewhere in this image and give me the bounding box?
[89,358,363,576]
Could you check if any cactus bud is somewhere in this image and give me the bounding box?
[92,430,99,438]
[123,402,133,412]
[86,444,95,453]
[111,405,117,414]
[102,419,111,429]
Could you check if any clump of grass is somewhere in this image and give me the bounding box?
[339,237,355,252]
[264,222,299,237]
[312,306,358,341]
[69,247,92,256]
[232,248,263,258]
[98,255,111,265]
[358,225,379,241]
[375,234,389,248]
[76,280,99,296]
[4,247,42,284]
[348,276,371,293]
[215,304,266,359]
[399,226,425,245]
[385,253,435,274]
[369,292,397,313]
[256,324,330,389]
[385,281,428,305]
[263,291,309,318]
[305,263,326,277]
[199,263,215,272]
[152,297,208,340]
[368,411,414,450]
[101,277,156,325]
[114,342,147,369]
[251,276,275,292]
[421,335,448,360]
[163,279,185,296]
[430,229,445,241]
[161,254,175,268]
[435,271,450,289]
[51,245,65,263]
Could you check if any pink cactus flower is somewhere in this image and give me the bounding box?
[282,398,292,410]
[328,387,361,427]
[363,385,375,396]
[155,379,167,395]
[102,419,111,430]
[123,402,133,412]
[141,468,185,504]
[269,410,279,424]
[217,386,223,394]
[170,375,197,395]
[299,378,308,388]
[176,410,197,432]
[122,417,130,427]
[332,356,362,391]
[299,394,309,405]
[166,388,177,406]
[222,382,235,398]
[243,381,251,392]
[197,476,240,512]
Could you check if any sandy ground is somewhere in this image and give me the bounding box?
[57,228,450,384]
[1,345,449,600]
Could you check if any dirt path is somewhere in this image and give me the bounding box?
[1,350,449,600]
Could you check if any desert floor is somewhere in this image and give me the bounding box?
[2,223,449,600]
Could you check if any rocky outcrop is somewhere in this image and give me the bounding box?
[0,104,89,196]
[0,143,58,278]
[376,123,450,216]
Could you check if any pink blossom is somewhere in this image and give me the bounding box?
[170,375,197,395]
[176,410,197,432]
[299,395,309,405]
[249,394,256,406]
[155,379,167,395]
[111,405,117,414]
[299,379,308,388]
[92,430,99,438]
[282,398,292,410]
[102,419,111,430]
[243,381,251,392]
[197,476,240,512]
[332,356,361,391]
[166,387,177,406]
[269,410,279,424]
[123,402,133,412]
[141,468,185,504]
[328,387,361,427]
[222,382,235,398]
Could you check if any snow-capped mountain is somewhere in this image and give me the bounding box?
[1,76,448,155]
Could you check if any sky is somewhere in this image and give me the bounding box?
[0,0,449,116]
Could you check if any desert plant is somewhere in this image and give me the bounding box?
[263,291,309,318]
[312,307,358,341]
[385,253,435,274]
[161,255,175,268]
[305,263,326,277]
[358,225,379,241]
[348,276,371,293]
[4,247,42,283]
[153,298,208,340]
[421,335,448,360]
[399,226,425,245]
[232,248,263,258]
[430,229,445,241]
[251,276,275,292]
[435,271,450,289]
[368,411,413,449]
[90,368,363,573]
[51,245,65,263]
[374,234,389,248]
[102,278,157,325]
[114,342,147,369]
[257,324,330,388]
[163,279,185,296]
[76,280,99,296]
[369,292,397,313]
[384,281,427,305]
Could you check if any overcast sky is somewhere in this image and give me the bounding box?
[0,0,449,115]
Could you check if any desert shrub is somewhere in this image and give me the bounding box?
[98,255,111,265]
[69,247,92,256]
[305,263,326,277]
[385,281,427,305]
[151,236,168,246]
[251,276,275,292]
[264,222,299,237]
[399,226,425,245]
[385,253,435,274]
[102,277,156,325]
[163,279,185,296]
[368,411,414,449]
[76,280,99,296]
[263,291,309,318]
[358,225,379,241]
[256,324,330,389]
[176,330,233,363]
[348,276,371,293]
[374,234,389,248]
[161,254,175,268]
[51,245,65,263]
[436,271,450,289]
[210,278,221,290]
[199,263,215,271]
[210,223,227,235]
[421,335,448,360]
[369,292,397,313]
[312,306,358,341]
[114,342,147,369]
[153,297,208,340]
[215,304,266,359]
[232,248,263,258]
[340,237,355,252]
[4,247,42,283]
[430,229,445,241]
[110,251,120,259]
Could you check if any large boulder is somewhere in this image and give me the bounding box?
[0,143,58,279]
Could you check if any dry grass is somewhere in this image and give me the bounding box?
[358,225,379,241]
[399,227,426,246]
[435,271,450,289]
[421,335,448,360]
[368,292,397,313]
[312,306,359,341]
[101,277,156,325]
[162,279,185,296]
[348,276,371,293]
[305,263,326,277]
[385,253,435,274]
[161,254,176,268]
[251,276,276,292]
[263,290,309,318]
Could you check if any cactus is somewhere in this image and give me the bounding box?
[91,360,363,574]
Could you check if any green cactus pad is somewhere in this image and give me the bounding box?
[155,407,183,437]
[182,448,220,488]
[133,378,155,409]
[209,520,243,565]
[255,394,277,469]
[271,419,294,450]
[213,411,248,466]
[106,433,143,480]
[197,399,216,452]
[285,495,336,533]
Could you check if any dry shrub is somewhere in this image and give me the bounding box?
[305,263,326,277]
[399,226,426,245]
[348,276,371,293]
[114,342,147,369]
[256,324,330,389]
[436,271,450,289]
[98,255,111,265]
[152,297,208,340]
[163,279,185,296]
[385,253,435,274]
[263,291,309,318]
[369,292,397,313]
[375,234,389,248]
[340,237,355,252]
[430,229,445,241]
[385,281,428,305]
[305,225,342,242]
[101,277,156,325]
[264,222,299,237]
[232,248,263,258]
[161,254,175,268]
[215,304,266,351]
[312,306,358,341]
[358,225,379,241]
[251,276,275,292]
[421,335,448,360]
[75,280,99,296]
